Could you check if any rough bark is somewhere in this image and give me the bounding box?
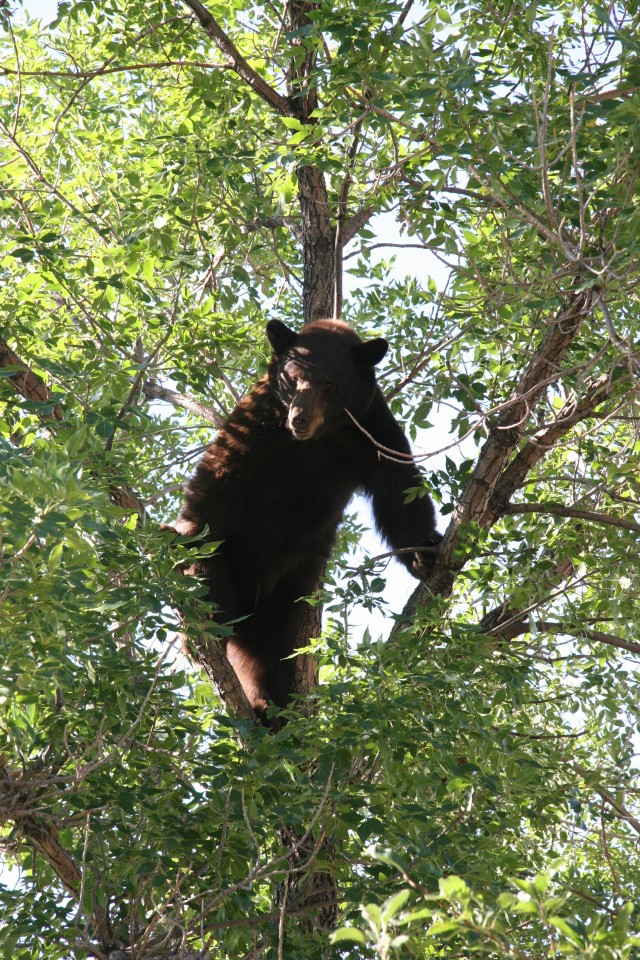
[297,165,337,324]
[0,335,63,421]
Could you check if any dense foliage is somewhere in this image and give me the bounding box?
[1,0,640,957]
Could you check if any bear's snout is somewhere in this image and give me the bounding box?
[291,410,310,433]
[287,385,325,440]
[287,405,324,440]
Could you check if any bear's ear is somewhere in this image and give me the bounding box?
[353,337,388,368]
[266,320,297,355]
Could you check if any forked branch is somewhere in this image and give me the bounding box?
[182,0,293,116]
[399,288,599,613]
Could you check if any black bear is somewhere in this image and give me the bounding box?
[171,319,440,720]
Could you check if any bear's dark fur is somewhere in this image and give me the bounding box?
[172,319,440,720]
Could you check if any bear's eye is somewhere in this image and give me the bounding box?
[283,363,301,381]
[322,379,333,392]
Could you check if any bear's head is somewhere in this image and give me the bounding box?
[266,319,388,441]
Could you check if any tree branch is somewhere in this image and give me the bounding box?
[189,630,257,721]
[595,787,640,837]
[573,767,640,837]
[392,292,613,636]
[144,379,224,426]
[480,608,640,658]
[422,288,598,601]
[242,215,303,242]
[0,59,229,79]
[489,369,615,515]
[505,502,640,535]
[584,85,638,103]
[539,623,640,658]
[342,205,375,245]
[0,335,63,420]
[0,767,113,946]
[395,0,417,29]
[181,0,293,116]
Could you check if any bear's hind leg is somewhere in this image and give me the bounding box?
[224,638,271,719]
[230,562,324,723]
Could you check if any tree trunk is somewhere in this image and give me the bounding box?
[297,165,336,324]
[180,1,345,936]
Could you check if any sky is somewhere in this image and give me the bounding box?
[21,0,57,18]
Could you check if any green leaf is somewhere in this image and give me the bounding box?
[381,889,411,922]
[549,917,583,944]
[438,876,470,901]
[330,927,367,945]
[47,542,64,571]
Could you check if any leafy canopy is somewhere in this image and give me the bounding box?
[1,0,640,957]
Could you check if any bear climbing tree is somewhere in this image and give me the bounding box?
[4,4,640,959]
[171,319,441,720]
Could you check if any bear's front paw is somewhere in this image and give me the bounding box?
[410,531,443,579]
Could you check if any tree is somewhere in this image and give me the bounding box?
[1,0,640,957]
